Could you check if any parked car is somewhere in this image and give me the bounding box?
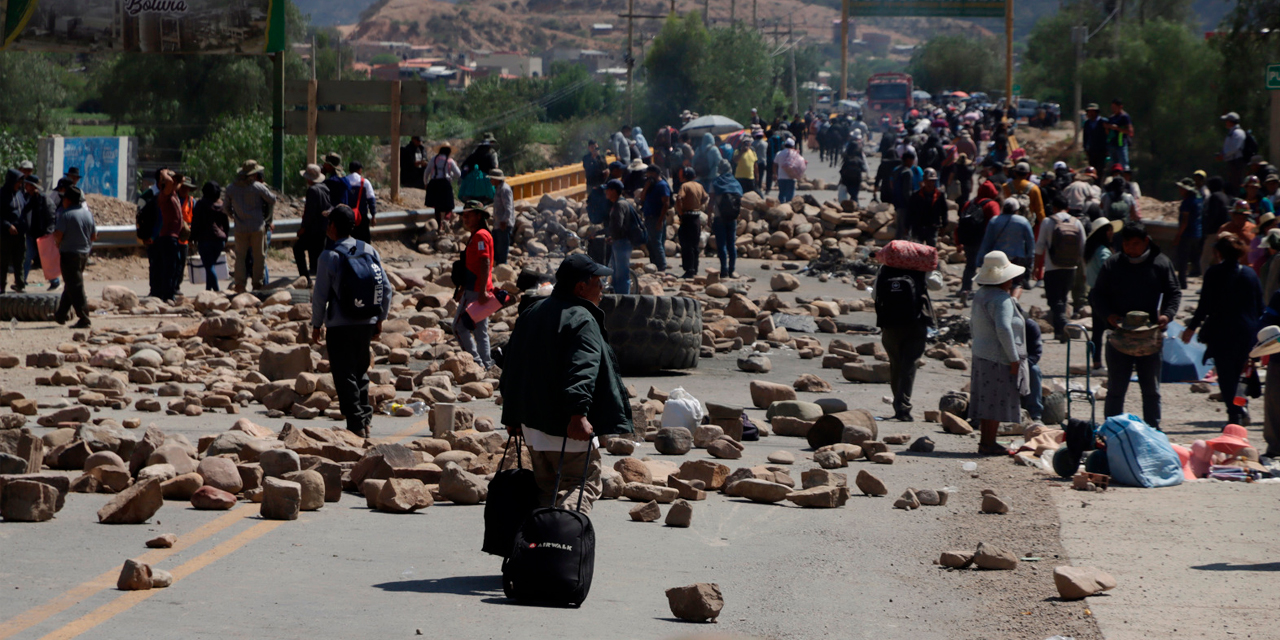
[1015,98,1040,120]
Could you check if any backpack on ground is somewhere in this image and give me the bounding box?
[875,272,923,325]
[716,191,742,221]
[957,198,992,246]
[624,201,647,246]
[135,192,158,241]
[336,240,389,319]
[1047,213,1084,266]
[502,441,597,607]
[1243,130,1259,163]
[482,435,539,557]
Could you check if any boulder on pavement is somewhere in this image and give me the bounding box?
[281,469,326,511]
[1,479,58,522]
[190,485,237,510]
[1053,566,1117,599]
[653,427,693,455]
[438,462,488,504]
[666,583,724,622]
[261,477,302,520]
[97,478,162,524]
[377,478,433,513]
[116,558,152,591]
[854,470,888,496]
[665,499,693,527]
[972,542,1018,570]
[728,479,790,503]
[629,500,661,522]
[786,485,849,508]
[749,380,795,409]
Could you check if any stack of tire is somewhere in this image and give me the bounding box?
[0,293,59,322]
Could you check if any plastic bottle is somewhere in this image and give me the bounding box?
[962,461,978,477]
[406,401,427,416]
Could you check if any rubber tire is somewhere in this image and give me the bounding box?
[249,289,312,305]
[0,292,59,321]
[1052,447,1082,479]
[597,294,702,375]
[1084,449,1110,475]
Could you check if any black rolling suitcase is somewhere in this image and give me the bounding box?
[482,434,539,557]
[501,441,596,607]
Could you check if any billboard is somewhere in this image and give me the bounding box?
[37,136,137,201]
[2,0,286,53]
[848,0,1006,18]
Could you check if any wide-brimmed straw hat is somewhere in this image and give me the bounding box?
[1088,217,1123,240]
[974,251,1026,286]
[1250,325,1280,358]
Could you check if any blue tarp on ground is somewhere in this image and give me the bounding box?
[1163,322,1211,383]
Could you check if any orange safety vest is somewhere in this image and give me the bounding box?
[180,196,193,245]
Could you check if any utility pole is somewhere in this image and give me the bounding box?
[1071,25,1087,147]
[753,0,757,28]
[789,17,798,114]
[731,0,735,23]
[1004,0,1013,115]
[703,0,709,26]
[839,0,848,101]
[271,51,284,191]
[626,0,635,126]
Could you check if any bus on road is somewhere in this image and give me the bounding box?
[865,72,913,123]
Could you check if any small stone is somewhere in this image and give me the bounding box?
[855,470,888,496]
[981,495,1010,514]
[706,439,743,460]
[261,477,302,520]
[116,559,152,591]
[160,473,203,500]
[1,479,58,522]
[146,534,177,549]
[281,470,326,511]
[692,425,724,448]
[622,482,679,503]
[190,486,237,510]
[915,489,943,506]
[871,452,895,464]
[737,353,772,373]
[943,357,969,370]
[438,462,489,505]
[629,500,661,522]
[667,476,707,501]
[972,542,1019,570]
[785,485,849,508]
[882,434,910,445]
[939,551,973,568]
[606,438,636,456]
[1054,566,1117,599]
[766,450,795,464]
[941,411,973,435]
[613,457,653,484]
[908,437,936,453]
[1189,381,1212,393]
[664,499,693,527]
[196,456,243,494]
[792,373,832,393]
[893,489,920,510]
[97,479,163,524]
[665,583,724,622]
[800,468,847,489]
[814,450,846,469]
[149,568,174,588]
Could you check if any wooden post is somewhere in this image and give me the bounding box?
[1272,89,1280,166]
[626,0,635,126]
[390,81,402,205]
[840,0,849,101]
[1004,0,1014,116]
[306,79,318,166]
[271,52,284,192]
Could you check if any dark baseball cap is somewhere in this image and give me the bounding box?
[604,179,625,193]
[556,253,612,284]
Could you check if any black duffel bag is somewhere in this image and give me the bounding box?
[501,440,596,607]
[482,434,539,557]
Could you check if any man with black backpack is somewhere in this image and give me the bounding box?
[1034,202,1087,342]
[875,261,933,421]
[955,163,1002,299]
[310,205,392,438]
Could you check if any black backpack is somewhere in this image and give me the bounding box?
[502,441,596,607]
[624,201,647,246]
[482,435,539,557]
[875,272,923,325]
[135,192,158,241]
[1243,130,1259,163]
[336,240,389,319]
[957,198,992,246]
[716,191,742,221]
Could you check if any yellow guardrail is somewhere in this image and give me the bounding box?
[507,154,615,202]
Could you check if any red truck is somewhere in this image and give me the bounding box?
[865,72,913,122]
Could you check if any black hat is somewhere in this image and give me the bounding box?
[604,179,625,193]
[22,174,40,185]
[63,186,84,205]
[64,167,80,178]
[323,153,342,167]
[608,160,625,171]
[556,253,612,284]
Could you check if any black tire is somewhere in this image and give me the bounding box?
[597,294,701,375]
[1052,447,1082,479]
[249,288,312,305]
[0,292,59,321]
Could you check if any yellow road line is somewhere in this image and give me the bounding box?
[0,505,257,640]
[385,419,429,443]
[36,519,283,640]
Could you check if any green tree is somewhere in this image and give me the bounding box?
[369,53,402,66]
[1213,0,1280,153]
[0,52,69,132]
[907,35,1004,94]
[640,12,710,130]
[700,25,773,122]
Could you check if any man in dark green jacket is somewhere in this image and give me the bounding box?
[500,254,633,514]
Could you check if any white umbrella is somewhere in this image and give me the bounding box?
[680,115,743,136]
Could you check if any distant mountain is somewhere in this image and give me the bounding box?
[294,0,384,27]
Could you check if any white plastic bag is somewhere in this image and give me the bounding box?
[661,387,705,429]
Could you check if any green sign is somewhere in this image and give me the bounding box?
[1268,64,1280,90]
[3,0,287,53]
[1012,84,1022,94]
[849,0,1006,18]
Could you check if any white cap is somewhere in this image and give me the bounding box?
[1053,161,1067,171]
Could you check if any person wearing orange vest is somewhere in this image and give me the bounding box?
[174,174,196,298]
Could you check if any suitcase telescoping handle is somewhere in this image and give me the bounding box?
[551,435,595,514]
[500,432,526,470]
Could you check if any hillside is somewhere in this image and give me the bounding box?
[295,0,382,27]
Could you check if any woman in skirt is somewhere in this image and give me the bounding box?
[969,250,1030,455]
[424,145,461,228]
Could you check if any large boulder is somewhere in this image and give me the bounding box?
[259,345,313,381]
[1,479,59,522]
[97,478,163,524]
[748,380,795,409]
[666,583,724,622]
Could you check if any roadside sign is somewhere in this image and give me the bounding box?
[1012,84,1022,94]
[1268,64,1280,90]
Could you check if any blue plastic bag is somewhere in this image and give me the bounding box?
[1098,414,1183,488]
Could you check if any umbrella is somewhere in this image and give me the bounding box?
[950,90,970,98]
[721,129,751,147]
[911,90,932,101]
[1162,322,1212,383]
[681,115,744,136]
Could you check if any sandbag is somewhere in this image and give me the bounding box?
[877,240,937,272]
[661,387,705,430]
[1098,414,1182,488]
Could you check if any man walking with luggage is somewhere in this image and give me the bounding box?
[310,205,392,438]
[500,254,633,513]
[1091,222,1180,430]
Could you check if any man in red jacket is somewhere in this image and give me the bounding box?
[455,201,496,370]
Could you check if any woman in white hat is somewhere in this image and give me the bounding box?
[968,251,1029,455]
[1250,325,1280,458]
